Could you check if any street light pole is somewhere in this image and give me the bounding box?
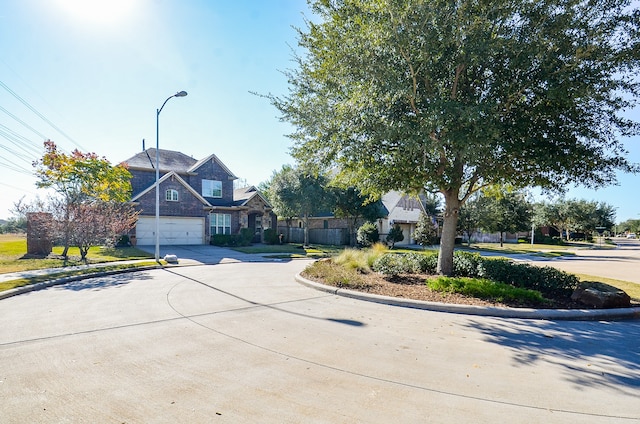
[155,90,188,261]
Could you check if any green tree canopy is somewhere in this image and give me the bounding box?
[32,140,134,257]
[267,164,333,246]
[270,0,640,275]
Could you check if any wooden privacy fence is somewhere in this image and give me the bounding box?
[277,227,350,245]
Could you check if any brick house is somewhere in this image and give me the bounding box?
[122,148,275,245]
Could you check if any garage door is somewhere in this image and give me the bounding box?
[135,217,205,245]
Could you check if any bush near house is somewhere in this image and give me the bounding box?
[210,228,254,247]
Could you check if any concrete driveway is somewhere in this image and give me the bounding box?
[1,259,638,423]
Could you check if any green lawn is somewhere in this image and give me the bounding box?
[231,243,346,258]
[0,234,153,274]
[462,242,578,256]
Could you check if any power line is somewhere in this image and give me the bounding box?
[0,105,49,142]
[0,155,33,175]
[0,124,43,157]
[0,79,87,152]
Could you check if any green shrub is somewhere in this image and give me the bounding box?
[427,276,545,305]
[386,225,404,248]
[371,251,436,276]
[357,222,379,247]
[480,258,578,298]
[238,228,254,246]
[452,251,484,277]
[210,234,232,246]
[371,253,407,276]
[264,228,279,245]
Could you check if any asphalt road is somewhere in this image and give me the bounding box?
[524,237,640,284]
[1,258,639,423]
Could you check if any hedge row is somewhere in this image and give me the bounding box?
[372,251,578,298]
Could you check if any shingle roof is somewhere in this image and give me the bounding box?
[122,148,197,173]
[233,186,273,208]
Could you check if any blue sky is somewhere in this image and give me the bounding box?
[1,0,638,223]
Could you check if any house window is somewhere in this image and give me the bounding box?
[211,213,231,235]
[165,189,179,202]
[202,180,222,198]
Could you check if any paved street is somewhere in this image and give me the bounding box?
[524,238,640,284]
[1,258,639,423]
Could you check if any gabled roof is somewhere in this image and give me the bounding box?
[122,148,198,173]
[131,171,212,207]
[233,186,272,208]
[381,191,425,222]
[189,153,237,179]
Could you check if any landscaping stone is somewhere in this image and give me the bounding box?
[571,281,631,309]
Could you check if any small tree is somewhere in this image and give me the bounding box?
[414,212,438,247]
[357,222,379,247]
[480,190,532,247]
[386,225,404,249]
[32,140,133,258]
[69,201,139,260]
[267,164,333,246]
[333,186,385,246]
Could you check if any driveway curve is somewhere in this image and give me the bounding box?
[1,259,638,423]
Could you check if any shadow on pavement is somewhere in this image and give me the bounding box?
[465,318,640,393]
[55,271,154,292]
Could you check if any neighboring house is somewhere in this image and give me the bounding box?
[377,191,428,245]
[122,148,275,245]
[278,191,431,246]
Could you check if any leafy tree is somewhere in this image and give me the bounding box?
[414,212,438,247]
[267,164,333,246]
[68,201,139,260]
[479,190,532,246]
[618,219,640,235]
[32,140,133,257]
[269,0,640,275]
[332,186,385,246]
[457,193,487,246]
[386,224,404,249]
[537,198,616,241]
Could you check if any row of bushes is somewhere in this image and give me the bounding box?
[210,228,254,247]
[371,251,579,298]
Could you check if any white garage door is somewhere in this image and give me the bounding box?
[136,217,205,245]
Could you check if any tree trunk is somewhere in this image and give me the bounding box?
[500,232,504,247]
[437,192,461,276]
[303,213,309,247]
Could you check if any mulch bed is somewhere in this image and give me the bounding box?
[302,271,617,309]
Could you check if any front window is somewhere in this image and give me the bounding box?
[202,180,222,198]
[165,189,179,202]
[211,213,231,235]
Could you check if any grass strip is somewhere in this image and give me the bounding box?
[0,261,160,292]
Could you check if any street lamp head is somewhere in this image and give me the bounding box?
[175,91,188,97]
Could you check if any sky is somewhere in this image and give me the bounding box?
[0,0,639,223]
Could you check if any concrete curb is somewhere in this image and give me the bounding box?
[0,264,163,301]
[295,273,640,321]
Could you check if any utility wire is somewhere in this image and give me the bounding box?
[0,105,49,142]
[0,125,43,157]
[0,79,87,152]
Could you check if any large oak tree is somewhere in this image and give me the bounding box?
[270,0,640,275]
